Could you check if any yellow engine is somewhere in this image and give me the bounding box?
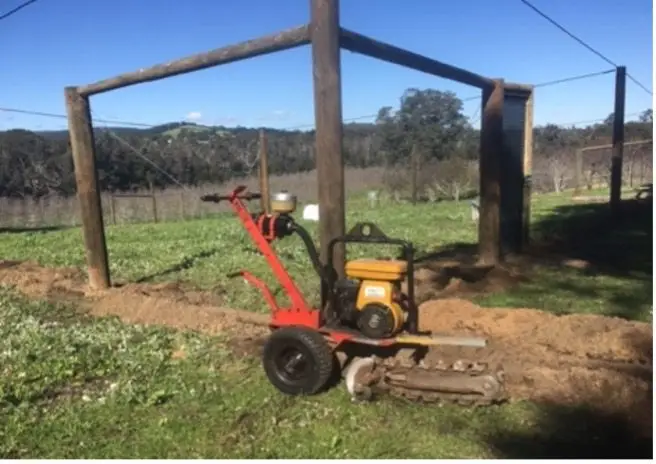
[343,258,408,338]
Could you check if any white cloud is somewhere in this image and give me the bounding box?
[185,111,202,121]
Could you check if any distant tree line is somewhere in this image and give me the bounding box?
[0,89,652,199]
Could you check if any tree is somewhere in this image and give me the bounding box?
[376,88,471,202]
[639,109,652,124]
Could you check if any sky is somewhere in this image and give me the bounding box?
[1,0,653,131]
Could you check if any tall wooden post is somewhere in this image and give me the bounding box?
[610,66,626,215]
[310,0,345,275]
[478,79,504,265]
[65,87,110,289]
[258,129,270,213]
[522,88,534,248]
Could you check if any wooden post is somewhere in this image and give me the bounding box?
[65,87,110,290]
[258,129,271,213]
[110,194,117,225]
[410,144,419,205]
[478,80,504,265]
[610,66,626,214]
[522,88,534,248]
[574,149,583,195]
[149,181,158,223]
[311,0,346,275]
[179,191,186,219]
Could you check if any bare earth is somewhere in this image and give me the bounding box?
[0,260,652,436]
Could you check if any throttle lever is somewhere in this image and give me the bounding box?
[226,271,245,279]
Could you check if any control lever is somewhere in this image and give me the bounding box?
[200,192,262,203]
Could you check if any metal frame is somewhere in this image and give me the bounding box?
[65,0,534,289]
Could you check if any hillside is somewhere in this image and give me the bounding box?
[0,89,652,199]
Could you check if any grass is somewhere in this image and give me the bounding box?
[0,189,651,321]
[1,288,650,459]
[0,190,651,458]
[0,287,526,458]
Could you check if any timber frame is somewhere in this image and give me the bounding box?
[65,0,534,289]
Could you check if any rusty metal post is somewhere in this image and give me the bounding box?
[258,129,271,214]
[610,66,626,214]
[310,0,346,276]
[65,87,110,289]
[478,79,504,265]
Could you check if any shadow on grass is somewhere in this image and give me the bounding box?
[0,225,71,234]
[485,329,653,459]
[531,198,652,278]
[524,198,653,320]
[413,198,652,320]
[135,248,221,283]
[487,403,652,458]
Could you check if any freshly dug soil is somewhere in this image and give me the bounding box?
[1,260,651,436]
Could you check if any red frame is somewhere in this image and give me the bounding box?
[225,186,320,329]
[224,186,400,349]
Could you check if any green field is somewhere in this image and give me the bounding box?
[0,190,651,321]
[0,191,652,458]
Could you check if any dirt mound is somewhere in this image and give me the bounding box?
[0,260,269,341]
[88,284,269,340]
[0,260,652,434]
[418,298,652,434]
[419,298,651,364]
[408,262,528,302]
[0,260,87,299]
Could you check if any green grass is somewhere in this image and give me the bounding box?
[0,191,651,458]
[0,287,536,459]
[0,191,651,321]
[2,288,649,459]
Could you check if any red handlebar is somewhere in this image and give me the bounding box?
[200,185,262,203]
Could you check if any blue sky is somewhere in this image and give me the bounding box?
[2,0,653,131]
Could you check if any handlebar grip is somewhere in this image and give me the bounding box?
[200,192,262,202]
[200,194,222,203]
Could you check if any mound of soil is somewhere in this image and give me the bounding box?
[407,262,528,302]
[418,299,652,435]
[0,260,652,435]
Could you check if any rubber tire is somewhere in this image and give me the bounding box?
[262,327,334,396]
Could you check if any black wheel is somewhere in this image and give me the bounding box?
[262,327,334,396]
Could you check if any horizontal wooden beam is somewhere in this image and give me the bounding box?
[339,28,492,89]
[76,25,311,97]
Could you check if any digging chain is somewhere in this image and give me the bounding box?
[370,355,507,407]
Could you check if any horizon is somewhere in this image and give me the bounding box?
[2,0,653,132]
[7,111,651,136]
